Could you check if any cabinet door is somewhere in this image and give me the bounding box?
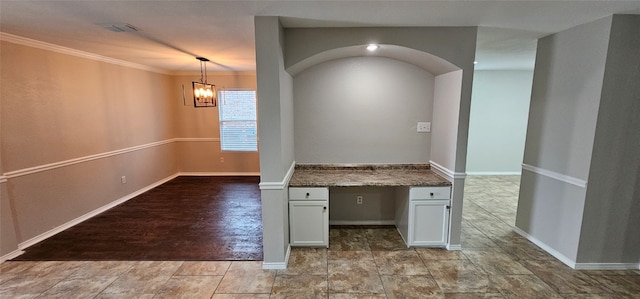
[410,200,449,246]
[289,200,328,247]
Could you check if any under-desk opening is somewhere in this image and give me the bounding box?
[329,186,397,225]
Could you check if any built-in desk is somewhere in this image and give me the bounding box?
[288,164,452,248]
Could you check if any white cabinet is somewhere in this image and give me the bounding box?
[395,186,451,247]
[410,200,450,246]
[289,187,329,247]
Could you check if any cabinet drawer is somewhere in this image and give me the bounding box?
[409,186,451,200]
[289,187,329,200]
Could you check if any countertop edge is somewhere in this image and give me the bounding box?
[288,163,451,188]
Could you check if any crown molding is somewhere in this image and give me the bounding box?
[0,32,169,75]
[171,70,257,77]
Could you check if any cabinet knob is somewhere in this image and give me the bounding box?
[430,192,434,197]
[306,192,310,198]
[323,206,327,210]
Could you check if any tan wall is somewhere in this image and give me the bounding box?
[1,182,18,256]
[0,40,179,257]
[173,74,260,174]
[2,42,177,171]
[0,40,261,258]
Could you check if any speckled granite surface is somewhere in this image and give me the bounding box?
[289,164,451,187]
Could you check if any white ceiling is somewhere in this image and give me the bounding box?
[1,1,639,73]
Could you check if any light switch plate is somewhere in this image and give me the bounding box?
[417,122,431,132]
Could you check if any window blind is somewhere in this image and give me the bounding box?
[219,90,257,151]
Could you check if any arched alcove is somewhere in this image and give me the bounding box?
[293,55,436,164]
[256,22,478,267]
[288,44,464,167]
[286,44,460,76]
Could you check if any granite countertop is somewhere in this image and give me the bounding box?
[288,164,451,187]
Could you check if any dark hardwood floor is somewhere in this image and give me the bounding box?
[13,176,263,261]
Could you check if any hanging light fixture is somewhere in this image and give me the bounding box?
[193,56,216,107]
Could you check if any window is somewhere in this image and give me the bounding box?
[218,90,258,151]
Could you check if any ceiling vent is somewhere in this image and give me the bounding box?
[101,23,140,33]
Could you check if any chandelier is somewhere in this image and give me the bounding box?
[193,57,216,107]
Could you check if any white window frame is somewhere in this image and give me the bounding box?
[218,89,258,152]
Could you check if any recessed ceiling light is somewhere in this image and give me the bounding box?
[366,44,379,51]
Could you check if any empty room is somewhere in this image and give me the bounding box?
[1,1,639,298]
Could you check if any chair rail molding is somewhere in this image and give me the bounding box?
[429,160,466,181]
[3,139,176,179]
[521,163,587,188]
[259,161,296,190]
[2,138,229,179]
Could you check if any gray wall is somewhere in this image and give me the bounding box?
[284,27,477,175]
[466,70,533,175]
[578,15,640,264]
[257,25,477,264]
[517,15,640,266]
[329,187,397,224]
[430,70,467,247]
[521,19,610,180]
[431,70,463,171]
[283,27,477,250]
[255,16,294,266]
[517,15,612,263]
[294,56,434,164]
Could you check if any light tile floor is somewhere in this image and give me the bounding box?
[1,176,639,298]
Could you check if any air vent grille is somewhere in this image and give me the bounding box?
[101,23,140,33]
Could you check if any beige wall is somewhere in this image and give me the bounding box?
[2,42,177,171]
[172,73,260,174]
[1,182,18,256]
[0,39,259,258]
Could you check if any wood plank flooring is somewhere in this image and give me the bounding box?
[13,176,263,261]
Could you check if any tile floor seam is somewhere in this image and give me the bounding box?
[419,255,448,297]
[91,263,131,298]
[267,264,277,297]
[325,250,330,298]
[91,275,120,299]
[31,263,84,299]
[4,176,639,298]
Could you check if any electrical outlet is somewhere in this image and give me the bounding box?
[121,176,126,184]
[417,121,431,132]
[356,196,363,205]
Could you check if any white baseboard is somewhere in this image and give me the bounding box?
[512,228,639,270]
[178,172,260,176]
[574,262,640,270]
[512,226,577,269]
[263,245,290,270]
[329,220,396,226]
[0,249,25,263]
[465,171,521,176]
[447,244,462,251]
[18,173,179,250]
